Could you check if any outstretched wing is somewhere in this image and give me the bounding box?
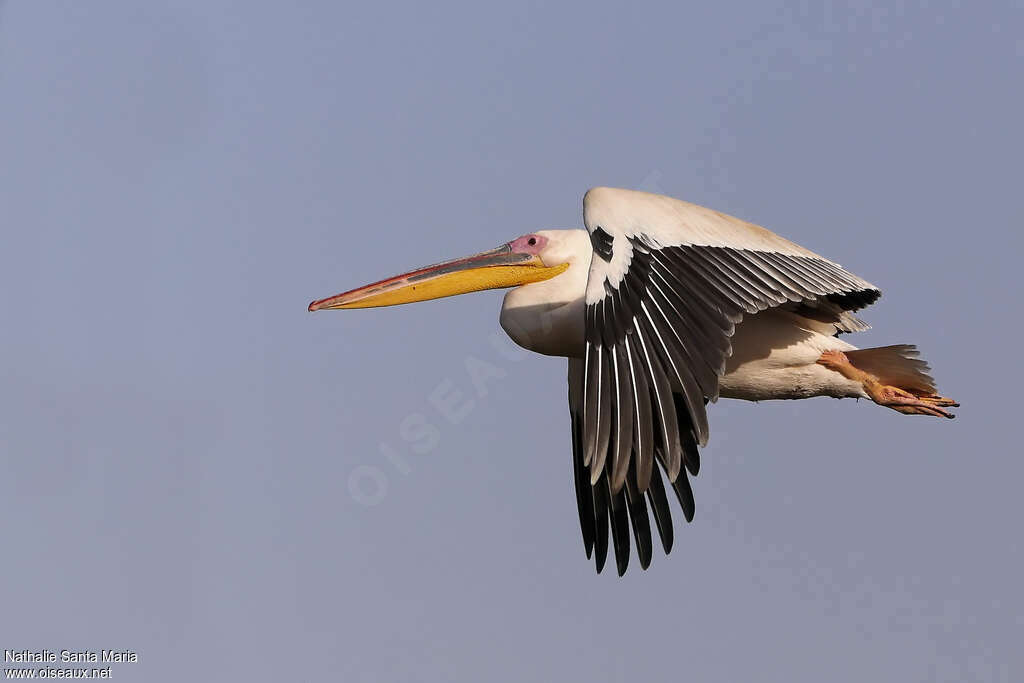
[571,187,880,575]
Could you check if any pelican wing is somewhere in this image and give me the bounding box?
[570,357,686,574]
[573,187,880,574]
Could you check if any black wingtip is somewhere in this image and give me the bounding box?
[685,450,700,477]
[647,464,674,555]
[673,473,696,524]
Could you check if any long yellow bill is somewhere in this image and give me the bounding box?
[308,243,568,311]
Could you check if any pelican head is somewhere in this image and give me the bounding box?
[308,231,578,311]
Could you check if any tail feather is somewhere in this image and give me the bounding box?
[844,344,936,395]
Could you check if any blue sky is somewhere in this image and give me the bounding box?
[1,2,1021,681]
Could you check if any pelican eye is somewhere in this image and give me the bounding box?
[528,237,537,246]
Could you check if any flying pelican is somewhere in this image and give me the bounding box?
[309,188,958,575]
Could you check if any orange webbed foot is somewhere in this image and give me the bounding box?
[817,350,958,419]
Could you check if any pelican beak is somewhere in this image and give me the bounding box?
[308,243,568,311]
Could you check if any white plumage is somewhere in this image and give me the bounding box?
[310,187,958,575]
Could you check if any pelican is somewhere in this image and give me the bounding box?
[309,188,958,575]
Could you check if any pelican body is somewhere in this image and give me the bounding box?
[310,188,957,575]
[495,230,864,402]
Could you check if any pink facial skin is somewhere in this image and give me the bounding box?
[508,233,548,256]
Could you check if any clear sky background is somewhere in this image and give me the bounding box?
[1,1,1021,681]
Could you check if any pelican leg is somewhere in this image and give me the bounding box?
[817,350,958,419]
